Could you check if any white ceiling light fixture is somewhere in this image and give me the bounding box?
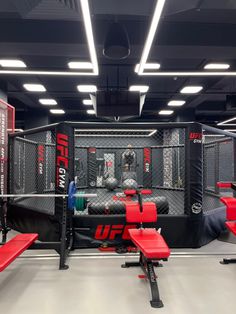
[204,63,230,70]
[2,70,236,77]
[129,85,149,93]
[217,117,236,126]
[223,129,236,132]
[135,63,160,73]
[83,99,93,105]
[50,109,65,114]
[0,59,27,68]
[77,85,97,93]
[39,99,57,105]
[168,100,186,107]
[137,0,166,75]
[158,110,174,115]
[80,0,99,75]
[68,62,93,69]
[23,84,46,92]
[87,109,95,114]
[180,86,203,94]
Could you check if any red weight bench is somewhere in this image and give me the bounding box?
[121,198,170,308]
[217,182,236,264]
[0,233,38,272]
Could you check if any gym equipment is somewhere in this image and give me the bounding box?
[1,181,97,211]
[121,178,138,190]
[104,177,118,191]
[121,189,170,308]
[0,233,38,272]
[96,158,105,187]
[217,182,236,264]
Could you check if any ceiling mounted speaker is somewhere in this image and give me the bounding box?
[103,22,130,59]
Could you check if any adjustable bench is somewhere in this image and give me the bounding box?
[0,233,38,272]
[217,182,236,264]
[122,192,170,308]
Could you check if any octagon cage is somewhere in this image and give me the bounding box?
[6,122,236,251]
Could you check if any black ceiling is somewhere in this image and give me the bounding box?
[1,0,236,128]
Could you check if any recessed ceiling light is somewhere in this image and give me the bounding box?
[180,86,203,94]
[80,0,99,75]
[50,109,65,114]
[68,62,93,69]
[83,99,93,105]
[77,85,97,92]
[129,85,149,93]
[39,99,57,105]
[204,63,230,70]
[217,117,236,126]
[168,100,186,107]
[87,109,95,115]
[135,63,160,73]
[23,84,46,92]
[137,0,166,74]
[158,110,174,115]
[0,59,26,68]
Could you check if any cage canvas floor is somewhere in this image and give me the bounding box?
[1,253,236,314]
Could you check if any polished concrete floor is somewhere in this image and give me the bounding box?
[1,240,236,314]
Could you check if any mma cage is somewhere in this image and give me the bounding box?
[6,122,236,252]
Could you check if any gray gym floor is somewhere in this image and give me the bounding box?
[1,239,236,314]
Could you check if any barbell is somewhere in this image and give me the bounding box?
[0,181,97,211]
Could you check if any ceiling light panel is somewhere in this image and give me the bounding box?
[0,59,26,68]
[204,63,230,70]
[168,100,186,107]
[77,85,97,92]
[50,109,65,114]
[158,110,173,115]
[39,99,57,105]
[23,84,46,92]
[87,109,95,114]
[180,86,203,94]
[129,85,149,93]
[83,99,93,105]
[68,62,93,69]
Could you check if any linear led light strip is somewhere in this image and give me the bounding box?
[1,70,236,76]
[80,0,98,75]
[217,117,236,126]
[74,129,157,137]
[137,0,166,75]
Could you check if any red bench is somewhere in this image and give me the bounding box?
[217,182,236,264]
[0,234,38,272]
[122,200,170,308]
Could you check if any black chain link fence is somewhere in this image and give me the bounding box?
[203,131,235,212]
[74,128,185,215]
[9,130,56,215]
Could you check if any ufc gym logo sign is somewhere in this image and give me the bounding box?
[189,132,202,144]
[38,145,44,175]
[144,148,151,173]
[56,133,69,189]
[95,224,137,240]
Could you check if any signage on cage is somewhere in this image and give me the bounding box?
[38,145,44,175]
[56,133,69,189]
[191,202,202,214]
[143,148,151,173]
[95,224,137,240]
[0,103,7,194]
[189,132,202,144]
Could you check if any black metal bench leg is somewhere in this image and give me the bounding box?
[146,260,164,308]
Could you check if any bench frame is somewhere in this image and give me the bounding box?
[122,251,166,308]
